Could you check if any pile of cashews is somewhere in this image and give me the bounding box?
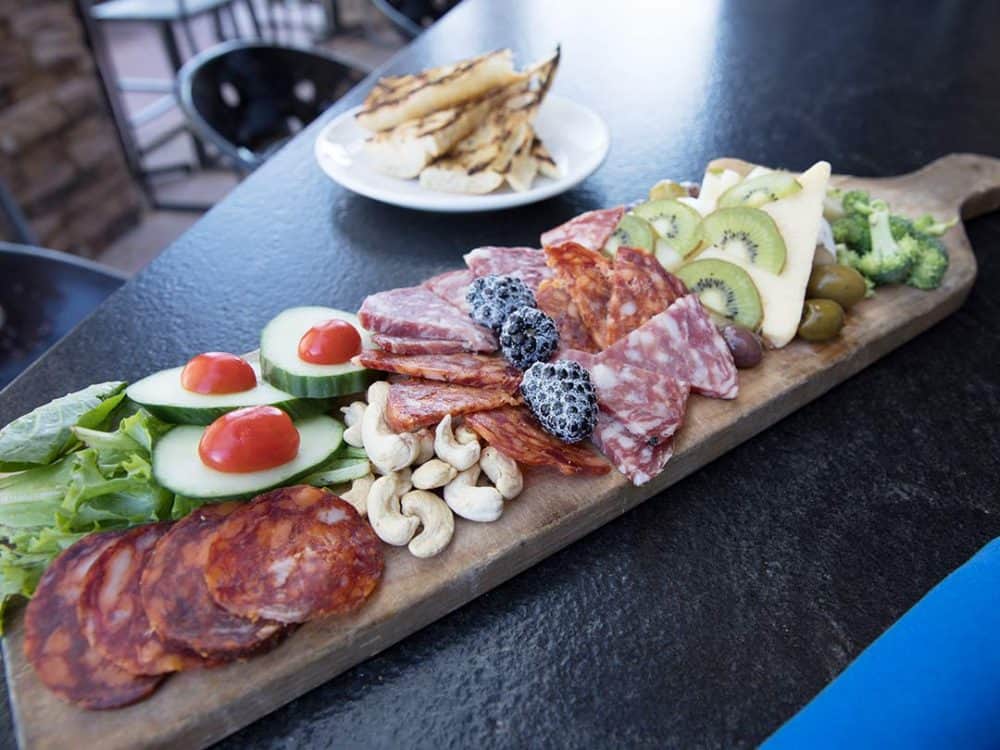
[337,381,523,558]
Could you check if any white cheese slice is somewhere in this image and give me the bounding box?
[697,160,831,348]
[678,168,742,216]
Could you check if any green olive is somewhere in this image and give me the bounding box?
[806,264,867,310]
[798,298,845,342]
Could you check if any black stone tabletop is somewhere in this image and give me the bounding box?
[3,0,1000,747]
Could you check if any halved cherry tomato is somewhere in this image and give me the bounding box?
[298,319,362,365]
[198,406,300,473]
[181,352,257,394]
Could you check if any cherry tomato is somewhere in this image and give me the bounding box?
[298,319,362,365]
[181,352,257,394]
[198,406,300,473]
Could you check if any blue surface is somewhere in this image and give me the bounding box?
[765,538,1000,749]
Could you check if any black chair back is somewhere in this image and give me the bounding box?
[178,41,365,171]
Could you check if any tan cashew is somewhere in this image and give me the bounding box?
[367,472,418,545]
[443,464,503,522]
[400,490,455,558]
[341,474,374,517]
[480,447,523,500]
[434,414,481,470]
[415,428,435,464]
[411,458,458,490]
[340,401,367,448]
[363,382,420,474]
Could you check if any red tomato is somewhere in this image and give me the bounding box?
[198,406,300,473]
[298,319,362,365]
[181,352,257,394]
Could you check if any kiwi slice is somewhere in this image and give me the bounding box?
[676,258,764,330]
[648,179,687,201]
[654,242,684,272]
[718,172,802,209]
[701,207,787,274]
[633,199,702,258]
[603,214,655,256]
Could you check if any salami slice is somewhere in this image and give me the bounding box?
[465,407,610,476]
[591,411,675,486]
[386,379,521,431]
[205,486,383,623]
[463,246,553,291]
[422,269,475,314]
[356,350,522,392]
[599,294,738,399]
[544,242,613,348]
[358,286,496,352]
[372,334,468,355]
[80,523,208,676]
[140,502,285,659]
[535,277,597,354]
[605,247,687,345]
[540,206,625,252]
[24,531,162,710]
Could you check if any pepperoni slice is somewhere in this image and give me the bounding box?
[204,486,383,623]
[605,246,686,345]
[140,502,286,659]
[79,524,209,676]
[385,378,521,431]
[544,242,613,349]
[356,350,522,392]
[24,531,162,709]
[464,407,610,476]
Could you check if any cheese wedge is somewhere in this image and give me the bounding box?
[696,160,831,348]
[679,168,742,216]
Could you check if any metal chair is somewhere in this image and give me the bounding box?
[0,244,128,390]
[177,40,365,171]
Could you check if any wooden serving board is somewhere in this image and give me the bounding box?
[2,153,994,749]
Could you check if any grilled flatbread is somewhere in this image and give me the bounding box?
[506,128,540,192]
[531,136,561,179]
[356,49,525,132]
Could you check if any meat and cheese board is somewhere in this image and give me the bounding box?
[0,151,991,750]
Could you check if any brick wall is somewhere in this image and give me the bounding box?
[0,1,142,256]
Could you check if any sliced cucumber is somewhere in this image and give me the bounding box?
[301,458,371,487]
[260,307,375,398]
[153,415,344,500]
[337,445,369,461]
[127,360,327,425]
[603,214,655,256]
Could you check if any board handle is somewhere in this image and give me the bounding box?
[899,153,1000,219]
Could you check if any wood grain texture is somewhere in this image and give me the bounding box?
[2,154,988,749]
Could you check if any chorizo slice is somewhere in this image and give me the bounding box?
[544,242,614,349]
[386,378,521,432]
[356,350,522,392]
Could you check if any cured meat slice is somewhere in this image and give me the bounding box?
[562,350,690,443]
[205,486,383,623]
[80,523,208,676]
[422,269,475,313]
[465,406,610,476]
[24,531,162,710]
[535,277,597,354]
[372,334,468,355]
[540,206,625,252]
[140,502,285,659]
[356,350,522,392]
[386,379,521,431]
[605,247,687,344]
[463,246,553,291]
[599,294,739,399]
[358,286,496,352]
[591,411,675,486]
[545,242,613,348]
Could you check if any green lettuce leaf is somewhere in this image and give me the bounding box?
[0,382,127,471]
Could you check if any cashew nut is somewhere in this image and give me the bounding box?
[341,474,374,517]
[363,382,420,474]
[480,447,523,500]
[435,414,481,470]
[400,490,454,558]
[443,464,503,522]
[367,472,418,545]
[415,428,435,464]
[340,402,366,448]
[411,458,458,490]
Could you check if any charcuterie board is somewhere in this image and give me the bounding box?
[2,153,992,749]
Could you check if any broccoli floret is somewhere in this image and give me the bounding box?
[889,215,916,241]
[841,190,873,216]
[831,213,871,254]
[912,214,957,236]
[823,187,846,221]
[855,200,915,285]
[905,232,949,289]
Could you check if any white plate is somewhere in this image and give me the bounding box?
[314,94,610,212]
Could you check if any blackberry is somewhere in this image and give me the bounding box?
[466,275,535,332]
[500,308,559,370]
[520,360,598,443]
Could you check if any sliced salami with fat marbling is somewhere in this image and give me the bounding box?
[386,379,521,431]
[357,350,522,392]
[463,246,553,291]
[422,269,475,314]
[591,411,675,486]
[605,247,687,345]
[540,206,625,252]
[372,334,469,355]
[358,286,496,352]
